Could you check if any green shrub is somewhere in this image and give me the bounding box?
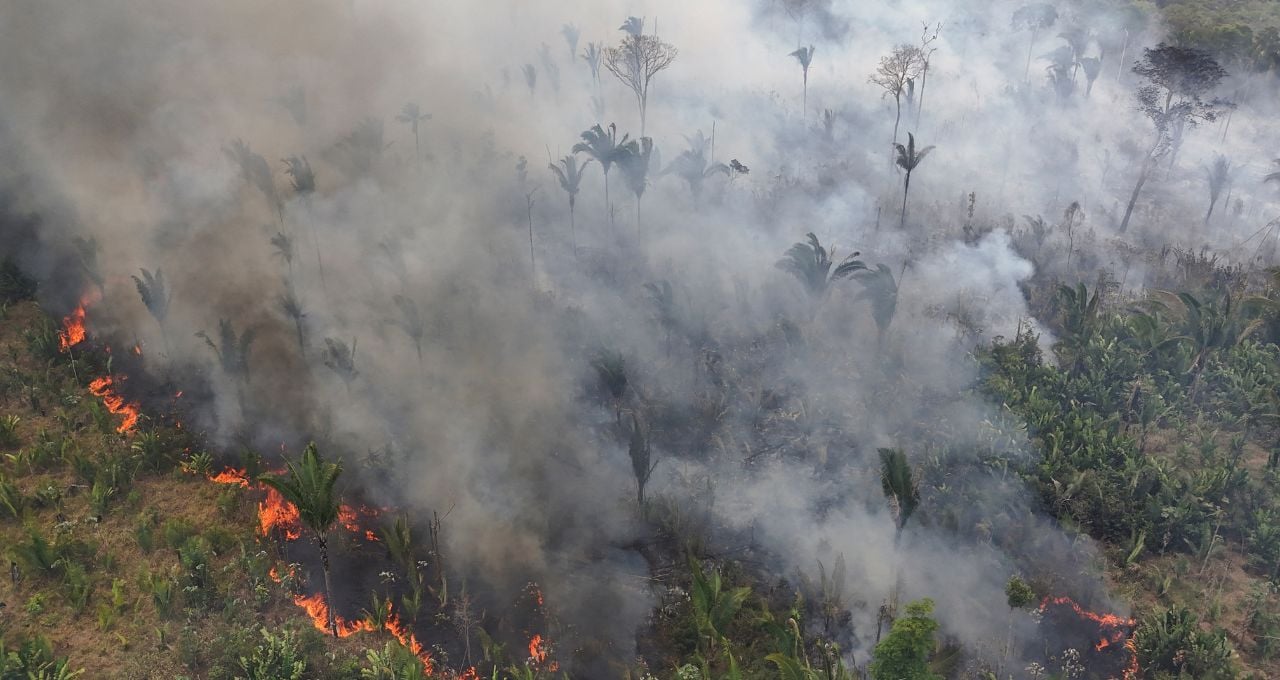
[238,627,306,680]
[162,518,196,550]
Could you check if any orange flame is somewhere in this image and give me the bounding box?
[87,375,141,433]
[528,634,547,664]
[259,485,303,540]
[1040,596,1137,679]
[460,668,478,680]
[58,302,89,352]
[209,467,252,487]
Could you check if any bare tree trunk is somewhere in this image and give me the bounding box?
[1024,28,1038,84]
[569,200,577,258]
[900,171,911,228]
[1119,154,1154,233]
[1205,198,1218,226]
[319,534,337,637]
[801,70,808,122]
[915,61,929,130]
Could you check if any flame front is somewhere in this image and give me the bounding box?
[258,485,303,540]
[1040,596,1138,680]
[58,302,88,352]
[87,375,141,433]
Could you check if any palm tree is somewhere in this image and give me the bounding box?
[321,337,358,393]
[627,413,657,510]
[581,42,604,83]
[521,63,537,96]
[789,45,815,121]
[224,139,280,222]
[664,131,729,202]
[1203,155,1233,225]
[590,350,628,424]
[776,233,866,301]
[270,232,295,278]
[132,268,172,352]
[260,443,343,637]
[279,286,306,354]
[1079,56,1102,97]
[854,264,899,348]
[1054,282,1101,374]
[561,24,580,61]
[548,155,594,255]
[878,448,920,536]
[395,103,431,164]
[618,136,655,234]
[893,132,935,228]
[1172,291,1263,398]
[282,156,315,195]
[573,123,631,226]
[197,319,256,411]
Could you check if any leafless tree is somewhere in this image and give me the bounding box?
[604,32,678,137]
[869,45,924,156]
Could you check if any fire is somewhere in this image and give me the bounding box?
[1040,596,1138,679]
[460,668,478,680]
[528,634,547,664]
[58,301,89,352]
[131,343,143,356]
[87,375,141,433]
[209,467,251,487]
[259,485,303,540]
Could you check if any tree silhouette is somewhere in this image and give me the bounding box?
[915,22,941,129]
[270,232,295,278]
[627,413,657,510]
[620,16,644,37]
[604,28,677,136]
[521,63,537,96]
[1011,4,1058,84]
[1203,154,1233,225]
[893,132,935,228]
[328,118,390,177]
[878,448,920,535]
[581,42,604,83]
[590,350,628,424]
[281,156,314,195]
[573,123,631,227]
[789,45,815,121]
[776,233,866,300]
[618,136,655,233]
[72,236,104,299]
[321,337,358,392]
[224,139,280,222]
[561,24,580,62]
[395,103,431,164]
[869,45,924,155]
[279,285,306,354]
[854,264,899,348]
[197,319,256,384]
[1120,44,1228,232]
[260,443,342,637]
[663,130,728,202]
[538,43,560,94]
[132,268,172,351]
[548,154,594,255]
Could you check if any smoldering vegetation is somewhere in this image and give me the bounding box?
[1,0,1278,676]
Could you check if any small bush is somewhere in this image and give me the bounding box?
[238,627,306,680]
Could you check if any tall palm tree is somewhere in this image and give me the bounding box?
[224,139,280,222]
[776,233,866,300]
[878,448,920,536]
[1203,155,1233,225]
[321,337,358,393]
[132,268,172,352]
[395,103,431,164]
[270,232,295,278]
[627,413,657,510]
[260,443,343,637]
[582,42,604,83]
[664,131,729,202]
[279,285,306,354]
[1172,291,1263,398]
[591,350,629,424]
[893,132,935,228]
[561,24,580,61]
[573,124,630,227]
[618,136,654,234]
[548,155,594,255]
[789,45,815,121]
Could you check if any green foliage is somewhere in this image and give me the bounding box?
[360,640,429,680]
[259,442,342,538]
[1005,576,1034,609]
[688,557,751,658]
[1134,606,1235,679]
[0,415,20,448]
[0,474,24,519]
[869,598,941,680]
[0,635,84,679]
[163,518,197,550]
[0,257,38,302]
[878,448,920,532]
[238,627,306,680]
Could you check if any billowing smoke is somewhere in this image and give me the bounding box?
[1,0,1276,673]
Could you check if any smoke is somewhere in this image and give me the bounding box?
[1,0,1276,672]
